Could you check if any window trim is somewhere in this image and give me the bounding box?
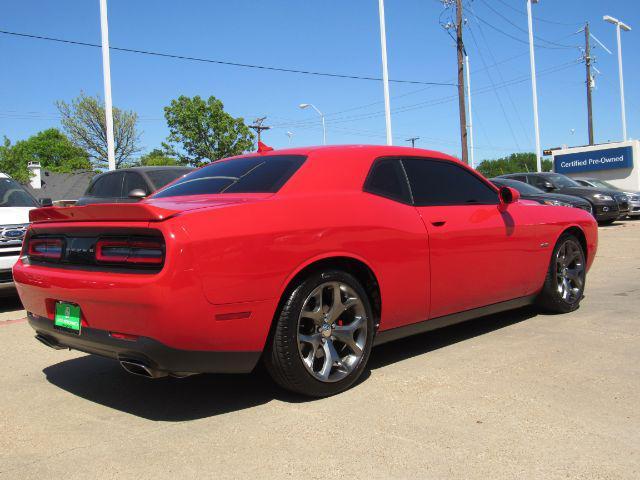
[362,157,413,205]
[400,156,500,207]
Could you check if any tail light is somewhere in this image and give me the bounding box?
[95,239,164,265]
[28,238,63,260]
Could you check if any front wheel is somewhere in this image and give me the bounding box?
[536,234,586,313]
[264,270,374,397]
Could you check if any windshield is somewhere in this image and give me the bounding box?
[547,174,581,188]
[146,168,193,190]
[152,155,306,198]
[492,178,544,195]
[0,178,38,207]
[586,179,621,191]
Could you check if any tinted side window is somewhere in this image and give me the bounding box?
[123,172,148,196]
[364,158,411,203]
[403,158,498,206]
[153,155,305,198]
[88,172,125,198]
[510,175,527,182]
[529,176,550,189]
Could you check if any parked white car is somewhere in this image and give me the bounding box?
[0,174,41,293]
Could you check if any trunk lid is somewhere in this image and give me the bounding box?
[29,194,274,223]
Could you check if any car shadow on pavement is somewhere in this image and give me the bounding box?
[42,306,536,422]
[368,306,537,370]
[43,356,283,421]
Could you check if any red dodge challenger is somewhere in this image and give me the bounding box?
[14,145,597,397]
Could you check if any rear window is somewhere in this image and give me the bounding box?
[146,168,193,190]
[152,155,306,198]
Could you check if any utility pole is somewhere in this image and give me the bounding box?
[406,137,419,148]
[455,0,469,164]
[250,117,270,144]
[584,22,594,145]
[99,0,116,171]
[526,0,542,172]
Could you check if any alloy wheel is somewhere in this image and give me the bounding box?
[555,239,585,304]
[297,281,368,383]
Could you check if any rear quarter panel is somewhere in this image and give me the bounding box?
[175,191,430,331]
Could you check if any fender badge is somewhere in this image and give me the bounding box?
[540,242,549,248]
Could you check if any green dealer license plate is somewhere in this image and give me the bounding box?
[54,302,81,334]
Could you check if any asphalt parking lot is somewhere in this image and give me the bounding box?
[1,221,639,479]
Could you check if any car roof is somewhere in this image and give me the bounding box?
[226,144,483,194]
[89,166,193,180]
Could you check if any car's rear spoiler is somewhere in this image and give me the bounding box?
[29,203,178,223]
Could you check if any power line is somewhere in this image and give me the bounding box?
[272,60,580,129]
[492,0,583,27]
[477,0,579,49]
[466,23,522,150]
[468,11,577,50]
[467,1,532,145]
[0,29,457,87]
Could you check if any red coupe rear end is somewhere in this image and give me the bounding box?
[14,145,598,396]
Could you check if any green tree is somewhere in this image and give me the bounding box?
[139,148,180,166]
[0,130,92,183]
[476,152,552,178]
[0,137,29,183]
[57,93,142,169]
[163,95,254,165]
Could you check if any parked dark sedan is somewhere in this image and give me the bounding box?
[76,167,193,206]
[573,177,639,218]
[497,172,626,224]
[490,178,592,215]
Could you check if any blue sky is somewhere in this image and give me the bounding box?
[0,0,638,163]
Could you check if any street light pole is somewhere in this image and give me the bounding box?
[378,0,393,145]
[298,103,326,145]
[526,0,542,172]
[465,54,475,168]
[604,15,632,142]
[99,0,116,171]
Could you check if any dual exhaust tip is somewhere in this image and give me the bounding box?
[35,334,183,379]
[119,359,168,379]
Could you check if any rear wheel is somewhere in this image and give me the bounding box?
[264,270,374,397]
[536,234,586,313]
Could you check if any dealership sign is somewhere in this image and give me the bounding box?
[554,146,634,174]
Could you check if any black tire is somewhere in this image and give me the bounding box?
[264,270,374,397]
[536,233,586,313]
[598,219,615,225]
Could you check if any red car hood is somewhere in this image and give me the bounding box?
[29,194,274,223]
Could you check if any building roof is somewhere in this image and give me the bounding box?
[26,170,96,201]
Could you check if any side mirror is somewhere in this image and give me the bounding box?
[128,188,148,200]
[498,186,520,206]
[38,198,53,207]
[542,181,555,192]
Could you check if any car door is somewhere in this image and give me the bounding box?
[363,157,431,329]
[402,157,540,319]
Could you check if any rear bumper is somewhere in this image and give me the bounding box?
[628,201,640,216]
[28,313,261,374]
[0,268,16,295]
